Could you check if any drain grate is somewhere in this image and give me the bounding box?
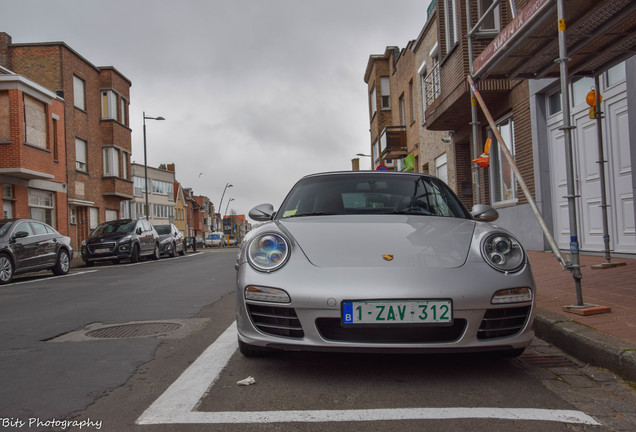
[518,355,578,368]
[86,322,182,339]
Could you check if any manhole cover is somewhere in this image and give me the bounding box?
[519,355,578,368]
[86,322,182,339]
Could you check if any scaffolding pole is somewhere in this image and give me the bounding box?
[467,75,566,269]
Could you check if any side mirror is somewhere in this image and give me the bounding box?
[249,203,275,222]
[11,231,29,241]
[471,204,499,222]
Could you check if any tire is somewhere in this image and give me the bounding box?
[130,244,140,263]
[169,242,177,258]
[178,243,185,256]
[238,339,268,357]
[0,253,14,285]
[52,249,70,276]
[151,243,160,260]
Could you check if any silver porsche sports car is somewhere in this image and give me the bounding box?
[236,171,534,357]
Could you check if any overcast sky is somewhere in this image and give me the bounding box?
[3,0,430,218]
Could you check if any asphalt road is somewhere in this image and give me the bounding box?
[1,248,635,432]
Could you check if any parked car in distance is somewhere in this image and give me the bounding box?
[154,223,185,257]
[236,171,535,357]
[0,218,73,284]
[186,236,205,250]
[206,232,225,247]
[81,218,159,266]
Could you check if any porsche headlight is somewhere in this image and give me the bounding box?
[481,232,525,273]
[247,233,290,272]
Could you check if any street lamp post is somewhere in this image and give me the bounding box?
[218,182,233,230]
[224,197,235,217]
[143,112,165,218]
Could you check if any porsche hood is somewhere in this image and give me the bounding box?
[278,215,475,269]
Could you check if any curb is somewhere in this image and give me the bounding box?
[535,307,636,382]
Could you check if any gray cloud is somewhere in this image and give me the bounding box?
[4,0,429,217]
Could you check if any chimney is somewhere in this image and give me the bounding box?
[167,163,175,172]
[0,33,12,68]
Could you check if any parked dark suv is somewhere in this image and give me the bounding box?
[81,218,159,266]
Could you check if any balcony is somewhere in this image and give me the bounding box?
[102,177,133,199]
[380,126,407,161]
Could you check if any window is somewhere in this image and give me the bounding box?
[419,62,428,117]
[571,77,594,107]
[75,138,87,171]
[52,117,59,160]
[103,147,120,177]
[73,76,85,110]
[477,0,500,33]
[370,83,377,117]
[70,207,77,225]
[2,185,14,219]
[548,91,562,116]
[606,62,626,87]
[423,47,440,108]
[133,176,147,196]
[101,90,117,120]
[120,97,127,125]
[0,91,9,142]
[399,94,406,126]
[153,204,174,219]
[120,200,131,219]
[24,95,47,148]
[435,153,448,185]
[152,179,172,197]
[489,117,517,204]
[122,152,129,179]
[444,0,458,51]
[380,77,391,110]
[89,207,99,229]
[28,188,55,226]
[409,80,416,124]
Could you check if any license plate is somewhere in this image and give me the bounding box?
[342,300,452,324]
[95,248,110,254]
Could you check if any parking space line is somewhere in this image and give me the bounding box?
[136,322,600,426]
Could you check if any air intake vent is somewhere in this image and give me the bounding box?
[477,306,531,340]
[246,303,304,338]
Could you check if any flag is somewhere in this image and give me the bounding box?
[473,137,492,168]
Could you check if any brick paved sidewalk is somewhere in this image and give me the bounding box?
[529,251,636,345]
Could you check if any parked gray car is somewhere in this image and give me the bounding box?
[81,218,159,266]
[154,223,185,257]
[236,171,535,357]
[0,218,73,284]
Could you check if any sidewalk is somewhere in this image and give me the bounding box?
[529,251,636,381]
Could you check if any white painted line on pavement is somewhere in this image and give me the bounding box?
[136,322,600,426]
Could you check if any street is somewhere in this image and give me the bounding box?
[0,249,635,431]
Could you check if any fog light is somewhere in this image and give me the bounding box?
[491,287,533,304]
[245,286,291,303]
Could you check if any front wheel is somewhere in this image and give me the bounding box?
[52,249,70,275]
[151,243,160,260]
[169,242,177,258]
[0,253,14,285]
[130,244,140,263]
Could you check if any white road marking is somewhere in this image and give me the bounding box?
[4,270,98,286]
[136,322,600,426]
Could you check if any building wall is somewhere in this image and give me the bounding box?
[1,35,132,252]
[0,70,68,235]
[131,163,175,225]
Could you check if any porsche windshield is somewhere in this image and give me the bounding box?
[278,174,471,219]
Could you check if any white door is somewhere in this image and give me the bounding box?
[548,81,634,254]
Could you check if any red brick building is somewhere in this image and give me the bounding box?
[0,65,68,234]
[0,32,133,252]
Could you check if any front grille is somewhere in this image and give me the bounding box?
[316,318,467,343]
[246,303,304,338]
[477,306,531,340]
[88,242,116,253]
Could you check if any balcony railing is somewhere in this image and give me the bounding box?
[424,63,441,108]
